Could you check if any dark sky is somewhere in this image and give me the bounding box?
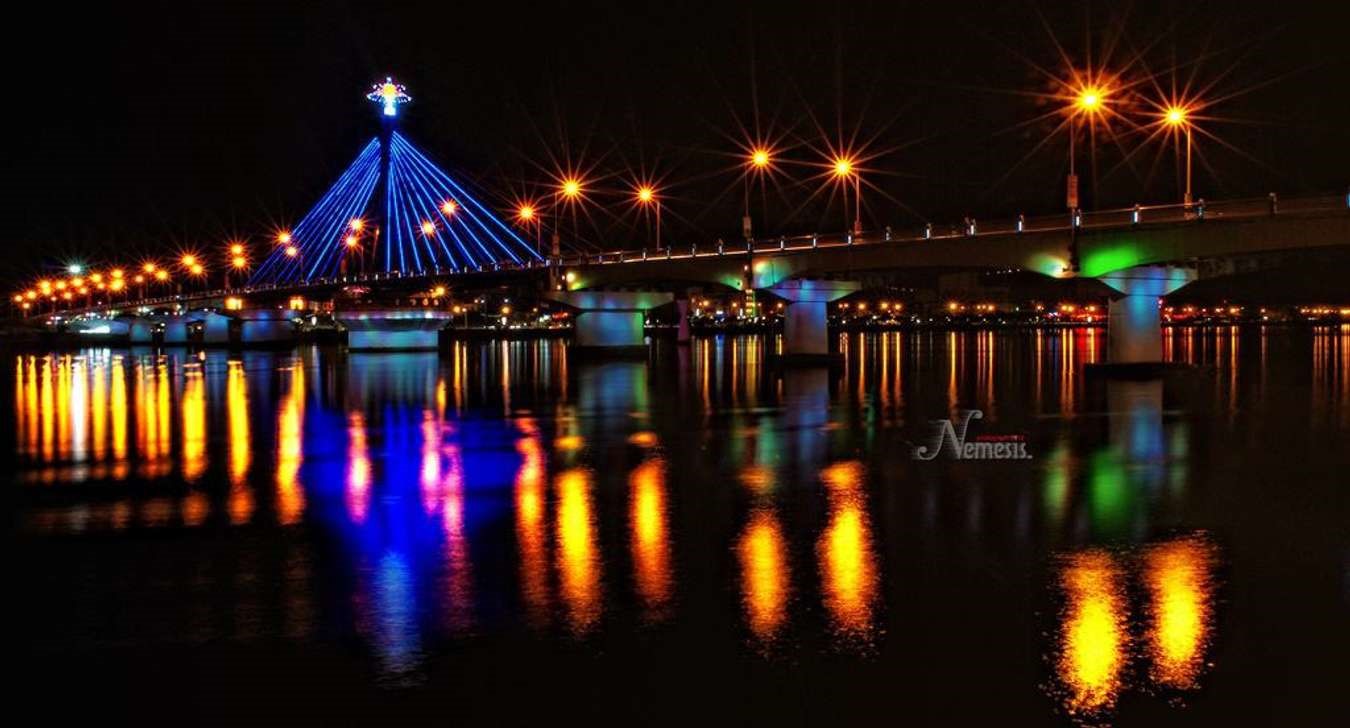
[6,0,1349,281]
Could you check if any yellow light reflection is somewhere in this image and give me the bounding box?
[225,359,253,523]
[739,464,774,494]
[817,461,878,640]
[154,360,171,476]
[1144,536,1216,690]
[55,356,71,460]
[515,418,550,627]
[180,362,206,482]
[275,361,306,525]
[40,357,54,461]
[90,358,107,462]
[1056,550,1129,717]
[107,355,130,478]
[630,457,672,619]
[556,467,601,634]
[554,434,584,451]
[22,357,40,458]
[738,508,790,642]
[627,430,658,448]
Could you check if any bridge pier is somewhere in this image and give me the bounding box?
[335,308,453,351]
[232,309,298,346]
[547,291,674,356]
[675,298,692,344]
[1094,265,1196,374]
[769,280,860,363]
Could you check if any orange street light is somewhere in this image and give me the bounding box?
[276,230,292,245]
[349,218,365,232]
[831,156,861,235]
[180,254,197,268]
[1075,87,1104,113]
[743,148,774,239]
[231,255,247,269]
[516,203,541,252]
[284,245,299,258]
[142,262,157,274]
[229,242,245,256]
[345,234,359,248]
[1065,81,1110,211]
[560,178,582,200]
[440,200,458,216]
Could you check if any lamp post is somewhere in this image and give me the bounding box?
[832,156,860,235]
[516,203,540,253]
[557,178,582,257]
[746,148,771,240]
[1067,85,1105,211]
[636,185,660,250]
[1163,106,1194,206]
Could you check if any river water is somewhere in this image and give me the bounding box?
[11,328,1348,725]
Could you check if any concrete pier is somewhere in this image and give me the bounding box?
[335,308,452,351]
[547,291,674,356]
[769,279,860,363]
[1094,265,1196,374]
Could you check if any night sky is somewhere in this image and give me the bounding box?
[6,1,1349,281]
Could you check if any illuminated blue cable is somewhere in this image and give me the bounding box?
[392,133,538,263]
[296,151,380,280]
[391,135,508,266]
[392,148,432,273]
[396,149,471,270]
[269,138,379,283]
[396,149,483,271]
[306,159,380,279]
[252,138,380,284]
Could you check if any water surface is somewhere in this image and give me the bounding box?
[12,328,1349,725]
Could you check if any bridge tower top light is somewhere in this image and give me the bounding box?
[367,77,410,118]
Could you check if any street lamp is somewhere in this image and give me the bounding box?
[1066,83,1107,211]
[745,147,772,240]
[832,156,860,235]
[347,218,367,275]
[555,178,583,256]
[636,185,661,250]
[1162,105,1194,206]
[516,203,541,252]
[225,243,248,288]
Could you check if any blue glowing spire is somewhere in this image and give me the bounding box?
[248,81,540,287]
[367,77,410,118]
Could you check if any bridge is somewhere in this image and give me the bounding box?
[30,79,1350,369]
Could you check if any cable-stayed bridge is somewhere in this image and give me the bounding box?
[33,79,1350,367]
